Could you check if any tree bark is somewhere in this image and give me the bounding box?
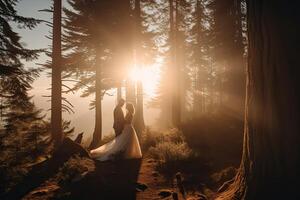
[134,0,145,136]
[169,0,181,127]
[217,1,300,199]
[117,85,122,102]
[89,55,102,149]
[51,0,63,148]
[126,80,136,106]
[193,0,204,117]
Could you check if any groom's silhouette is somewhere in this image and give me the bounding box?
[113,98,125,136]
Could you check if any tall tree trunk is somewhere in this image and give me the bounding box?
[226,0,246,116]
[117,85,122,102]
[89,56,102,149]
[217,1,300,199]
[169,0,181,127]
[124,0,136,107]
[126,80,136,105]
[51,0,62,148]
[134,0,145,136]
[135,80,145,136]
[193,0,204,117]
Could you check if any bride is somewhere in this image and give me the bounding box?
[90,103,142,161]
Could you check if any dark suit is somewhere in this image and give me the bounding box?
[113,105,125,136]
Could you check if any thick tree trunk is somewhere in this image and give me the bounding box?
[217,1,300,199]
[89,57,102,149]
[51,0,63,148]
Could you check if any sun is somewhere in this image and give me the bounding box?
[129,65,160,98]
[129,67,144,82]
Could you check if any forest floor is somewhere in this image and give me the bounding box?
[11,154,214,200]
[4,111,243,200]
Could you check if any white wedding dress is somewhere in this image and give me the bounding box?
[90,116,142,161]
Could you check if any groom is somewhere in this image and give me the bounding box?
[113,98,125,137]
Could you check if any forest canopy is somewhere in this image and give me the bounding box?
[1,0,299,199]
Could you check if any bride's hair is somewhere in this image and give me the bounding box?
[126,103,135,115]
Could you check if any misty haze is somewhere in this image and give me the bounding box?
[1,0,300,200]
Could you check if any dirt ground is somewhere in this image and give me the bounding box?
[15,156,209,200]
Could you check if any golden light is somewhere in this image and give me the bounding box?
[129,67,144,82]
[129,65,160,98]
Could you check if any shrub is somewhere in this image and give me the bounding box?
[141,128,162,151]
[56,155,95,186]
[147,129,198,177]
[0,163,28,194]
[149,141,192,163]
[181,110,244,170]
[141,128,185,150]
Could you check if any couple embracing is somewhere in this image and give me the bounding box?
[90,99,142,161]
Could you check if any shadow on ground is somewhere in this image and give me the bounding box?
[2,138,142,200]
[59,159,142,200]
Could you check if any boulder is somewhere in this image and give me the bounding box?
[71,171,89,183]
[53,137,90,159]
[135,182,148,192]
[158,189,172,198]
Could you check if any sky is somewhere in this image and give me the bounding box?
[15,0,160,141]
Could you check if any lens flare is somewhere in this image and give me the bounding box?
[128,65,160,98]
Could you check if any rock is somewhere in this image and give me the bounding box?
[152,171,159,177]
[31,189,48,196]
[172,192,179,200]
[71,171,89,183]
[135,182,148,192]
[31,185,59,196]
[158,189,172,198]
[196,193,208,200]
[54,137,90,159]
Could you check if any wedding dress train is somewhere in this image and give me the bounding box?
[90,124,142,161]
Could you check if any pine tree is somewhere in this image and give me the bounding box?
[0,0,40,112]
[0,1,54,192]
[190,0,210,116]
[134,0,145,136]
[209,0,246,114]
[169,0,182,127]
[0,0,42,135]
[133,0,158,135]
[149,0,173,128]
[51,0,63,148]
[63,0,133,148]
